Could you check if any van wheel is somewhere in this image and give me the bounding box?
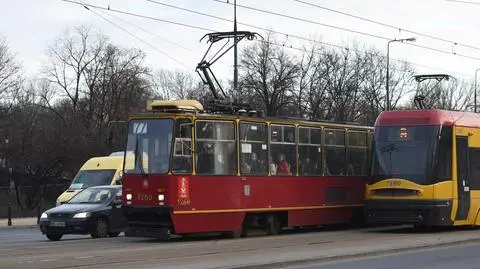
[91,218,109,238]
[46,234,63,241]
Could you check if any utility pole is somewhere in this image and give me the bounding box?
[233,0,238,94]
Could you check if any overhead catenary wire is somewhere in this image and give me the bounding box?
[259,38,473,80]
[214,0,480,61]
[79,5,192,71]
[294,0,480,52]
[65,0,474,79]
[62,0,215,32]
[145,0,473,78]
[444,0,480,5]
[96,5,194,53]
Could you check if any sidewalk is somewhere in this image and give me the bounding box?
[0,217,38,229]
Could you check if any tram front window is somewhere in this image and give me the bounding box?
[124,119,174,175]
[371,125,439,185]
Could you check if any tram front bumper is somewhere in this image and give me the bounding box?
[364,199,453,226]
[123,205,173,239]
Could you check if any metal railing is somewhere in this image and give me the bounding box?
[0,184,69,226]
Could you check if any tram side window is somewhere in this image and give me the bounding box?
[240,122,268,175]
[436,126,452,181]
[347,131,368,176]
[195,120,236,175]
[270,124,296,176]
[298,127,322,176]
[172,118,192,174]
[469,149,480,190]
[323,129,346,176]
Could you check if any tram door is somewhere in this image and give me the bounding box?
[455,136,470,220]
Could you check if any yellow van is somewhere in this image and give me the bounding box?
[56,153,124,206]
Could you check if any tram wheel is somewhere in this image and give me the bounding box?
[266,214,281,235]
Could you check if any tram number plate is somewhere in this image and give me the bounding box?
[50,221,66,227]
[178,198,191,206]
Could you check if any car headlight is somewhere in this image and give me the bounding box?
[73,212,91,218]
[41,213,48,219]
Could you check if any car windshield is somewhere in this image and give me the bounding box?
[68,188,118,204]
[69,169,116,189]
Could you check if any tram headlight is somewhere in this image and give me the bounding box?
[158,194,165,201]
[126,193,132,201]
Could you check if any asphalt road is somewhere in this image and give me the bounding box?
[290,243,480,269]
[0,227,89,244]
[1,226,480,269]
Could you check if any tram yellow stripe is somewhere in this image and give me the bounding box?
[173,204,362,214]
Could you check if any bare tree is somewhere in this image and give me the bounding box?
[151,70,201,100]
[239,33,300,116]
[0,36,23,110]
[43,25,105,119]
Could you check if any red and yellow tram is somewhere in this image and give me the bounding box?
[122,100,373,238]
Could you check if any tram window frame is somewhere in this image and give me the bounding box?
[195,120,237,176]
[270,124,297,176]
[323,128,346,176]
[172,118,193,174]
[346,131,368,176]
[239,122,269,175]
[298,126,322,176]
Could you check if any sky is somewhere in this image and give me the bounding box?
[2,0,480,88]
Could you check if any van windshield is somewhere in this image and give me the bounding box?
[69,169,116,189]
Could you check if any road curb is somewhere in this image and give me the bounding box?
[227,237,480,269]
[0,224,38,229]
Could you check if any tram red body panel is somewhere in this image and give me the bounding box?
[123,174,367,234]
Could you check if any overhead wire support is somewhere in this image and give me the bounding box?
[196,31,261,100]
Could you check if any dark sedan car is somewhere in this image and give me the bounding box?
[39,185,126,241]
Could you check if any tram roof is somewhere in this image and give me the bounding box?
[131,110,372,130]
[376,109,480,127]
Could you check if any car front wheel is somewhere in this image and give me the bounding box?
[46,234,63,241]
[91,218,109,238]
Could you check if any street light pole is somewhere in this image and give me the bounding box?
[386,37,416,111]
[5,138,11,227]
[475,68,480,113]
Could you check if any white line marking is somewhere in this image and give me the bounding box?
[40,259,57,262]
[76,256,94,259]
[17,260,34,264]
